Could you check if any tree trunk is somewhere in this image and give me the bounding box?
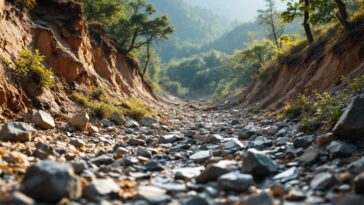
[268,0,280,49]
[334,0,349,29]
[303,0,314,44]
[143,44,151,77]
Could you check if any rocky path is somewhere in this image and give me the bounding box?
[1,101,364,205]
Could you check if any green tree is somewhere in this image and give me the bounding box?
[257,0,284,49]
[110,0,174,55]
[282,0,314,44]
[81,0,125,26]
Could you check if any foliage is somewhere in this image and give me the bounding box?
[161,80,189,97]
[74,90,155,120]
[14,50,54,90]
[81,0,125,26]
[109,0,174,54]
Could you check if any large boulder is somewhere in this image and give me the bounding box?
[68,112,89,131]
[20,161,81,203]
[333,95,364,139]
[32,110,55,130]
[0,122,35,142]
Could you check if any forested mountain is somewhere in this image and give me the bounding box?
[147,0,236,62]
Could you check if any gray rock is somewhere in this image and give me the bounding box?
[354,172,364,194]
[221,138,244,150]
[190,151,211,164]
[241,149,278,178]
[32,110,55,129]
[0,122,35,142]
[196,161,231,183]
[145,161,164,172]
[194,134,223,144]
[1,192,35,205]
[275,137,289,146]
[158,134,181,144]
[251,136,272,149]
[89,154,114,165]
[110,112,126,125]
[100,119,115,127]
[141,116,159,127]
[299,146,320,164]
[349,157,364,174]
[327,141,356,158]
[70,138,86,148]
[20,161,81,203]
[218,171,254,192]
[333,95,364,139]
[137,147,152,158]
[69,112,89,131]
[310,173,337,190]
[71,161,88,174]
[183,196,209,205]
[259,125,279,136]
[240,192,273,205]
[125,119,139,128]
[83,178,120,201]
[127,138,146,146]
[137,186,171,205]
[273,167,298,181]
[293,135,314,148]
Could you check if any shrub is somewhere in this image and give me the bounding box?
[15,49,54,90]
[73,91,155,120]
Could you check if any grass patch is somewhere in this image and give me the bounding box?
[73,89,155,120]
[272,74,364,134]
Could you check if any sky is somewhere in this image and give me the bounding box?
[185,0,287,22]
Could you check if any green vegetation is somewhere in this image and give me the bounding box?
[11,49,54,90]
[74,88,155,120]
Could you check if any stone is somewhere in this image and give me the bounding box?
[1,192,35,205]
[349,157,364,174]
[285,189,306,201]
[196,161,230,183]
[273,167,298,181]
[354,172,364,194]
[110,112,126,125]
[241,149,278,178]
[334,194,364,205]
[137,186,171,205]
[145,161,164,172]
[20,161,81,203]
[251,136,272,149]
[32,110,55,129]
[275,137,289,146]
[125,119,139,128]
[0,122,35,142]
[127,138,146,146]
[71,161,88,174]
[310,173,337,190]
[240,192,273,205]
[141,116,159,127]
[69,112,89,131]
[194,134,223,144]
[259,125,279,136]
[173,167,204,180]
[89,154,114,165]
[158,134,181,144]
[100,119,115,127]
[70,138,86,148]
[183,196,209,205]
[83,178,120,201]
[333,95,364,139]
[137,147,152,158]
[221,138,244,150]
[327,141,356,158]
[218,171,254,192]
[190,151,211,164]
[293,135,314,148]
[299,146,320,164]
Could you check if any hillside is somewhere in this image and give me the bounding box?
[243,16,364,108]
[0,0,156,119]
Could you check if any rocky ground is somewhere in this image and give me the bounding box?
[1,97,364,205]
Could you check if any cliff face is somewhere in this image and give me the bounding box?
[243,19,364,108]
[0,0,156,119]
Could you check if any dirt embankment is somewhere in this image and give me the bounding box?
[0,0,156,119]
[243,19,364,108]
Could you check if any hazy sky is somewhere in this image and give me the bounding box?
[185,0,286,22]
